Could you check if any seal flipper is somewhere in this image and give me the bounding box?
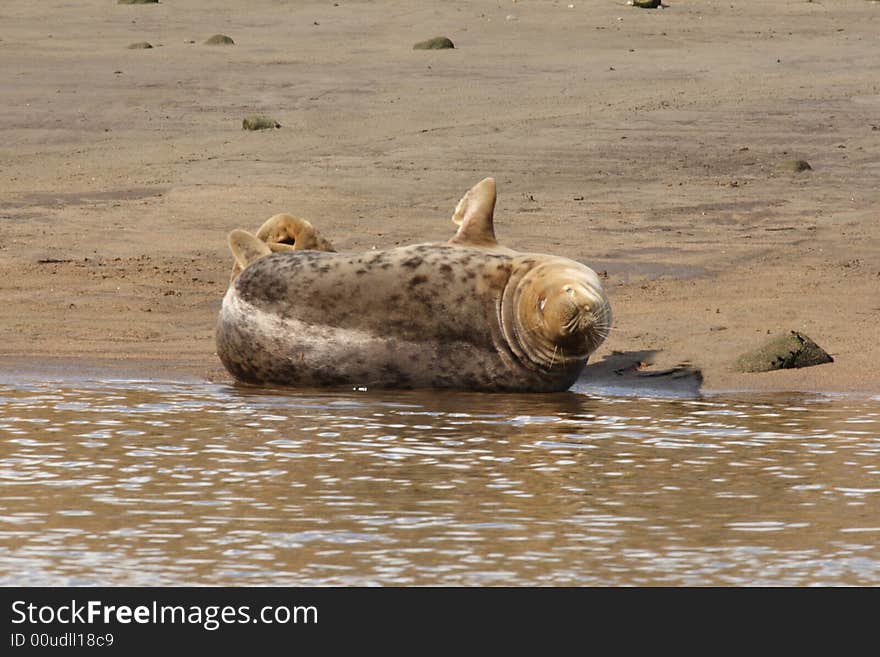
[256,214,335,252]
[229,229,272,281]
[266,242,296,253]
[449,177,498,248]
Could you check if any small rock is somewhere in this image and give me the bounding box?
[631,0,662,7]
[775,159,812,173]
[127,41,153,49]
[118,0,159,4]
[204,34,235,46]
[734,331,833,373]
[242,115,281,130]
[413,36,455,50]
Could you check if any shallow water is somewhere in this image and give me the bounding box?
[0,375,878,586]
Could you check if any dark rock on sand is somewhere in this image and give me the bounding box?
[204,34,235,46]
[242,115,280,131]
[632,0,662,8]
[127,42,153,49]
[776,159,812,173]
[118,0,159,4]
[413,36,455,50]
[734,331,833,373]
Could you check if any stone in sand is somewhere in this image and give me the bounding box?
[204,34,235,46]
[127,42,153,49]
[734,331,833,373]
[242,115,281,131]
[776,159,812,173]
[413,36,455,50]
[632,0,662,7]
[118,0,159,4]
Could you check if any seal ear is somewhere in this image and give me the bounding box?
[229,229,272,280]
[449,177,498,247]
[256,214,335,252]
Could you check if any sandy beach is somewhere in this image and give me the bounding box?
[1,0,878,393]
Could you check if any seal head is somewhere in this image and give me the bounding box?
[505,259,611,374]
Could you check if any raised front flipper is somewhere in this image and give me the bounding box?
[448,178,515,254]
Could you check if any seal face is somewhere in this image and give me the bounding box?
[216,178,611,392]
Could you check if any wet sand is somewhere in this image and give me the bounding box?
[1,0,878,393]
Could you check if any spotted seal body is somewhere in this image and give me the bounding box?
[216,178,611,392]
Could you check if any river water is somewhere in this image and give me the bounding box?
[0,375,878,586]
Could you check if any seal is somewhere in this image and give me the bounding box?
[216,178,611,392]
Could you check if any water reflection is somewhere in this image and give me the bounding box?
[0,379,878,585]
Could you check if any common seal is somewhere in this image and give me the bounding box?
[216,178,611,392]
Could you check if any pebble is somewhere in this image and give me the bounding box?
[734,331,833,373]
[775,159,812,173]
[204,34,235,46]
[242,115,281,130]
[413,36,455,50]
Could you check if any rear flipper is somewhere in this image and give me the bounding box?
[256,214,336,252]
[228,229,272,281]
[228,214,336,282]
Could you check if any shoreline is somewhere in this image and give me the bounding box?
[1,1,878,396]
[1,354,875,401]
